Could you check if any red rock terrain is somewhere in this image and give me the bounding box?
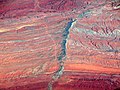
[0,0,120,90]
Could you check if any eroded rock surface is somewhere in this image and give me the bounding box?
[0,0,120,90]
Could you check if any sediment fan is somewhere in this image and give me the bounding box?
[0,0,120,90]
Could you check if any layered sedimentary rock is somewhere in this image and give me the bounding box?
[0,0,120,90]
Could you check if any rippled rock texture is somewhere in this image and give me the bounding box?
[0,0,120,90]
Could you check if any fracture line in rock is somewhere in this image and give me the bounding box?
[48,18,76,90]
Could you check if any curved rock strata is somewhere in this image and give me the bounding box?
[0,0,120,90]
